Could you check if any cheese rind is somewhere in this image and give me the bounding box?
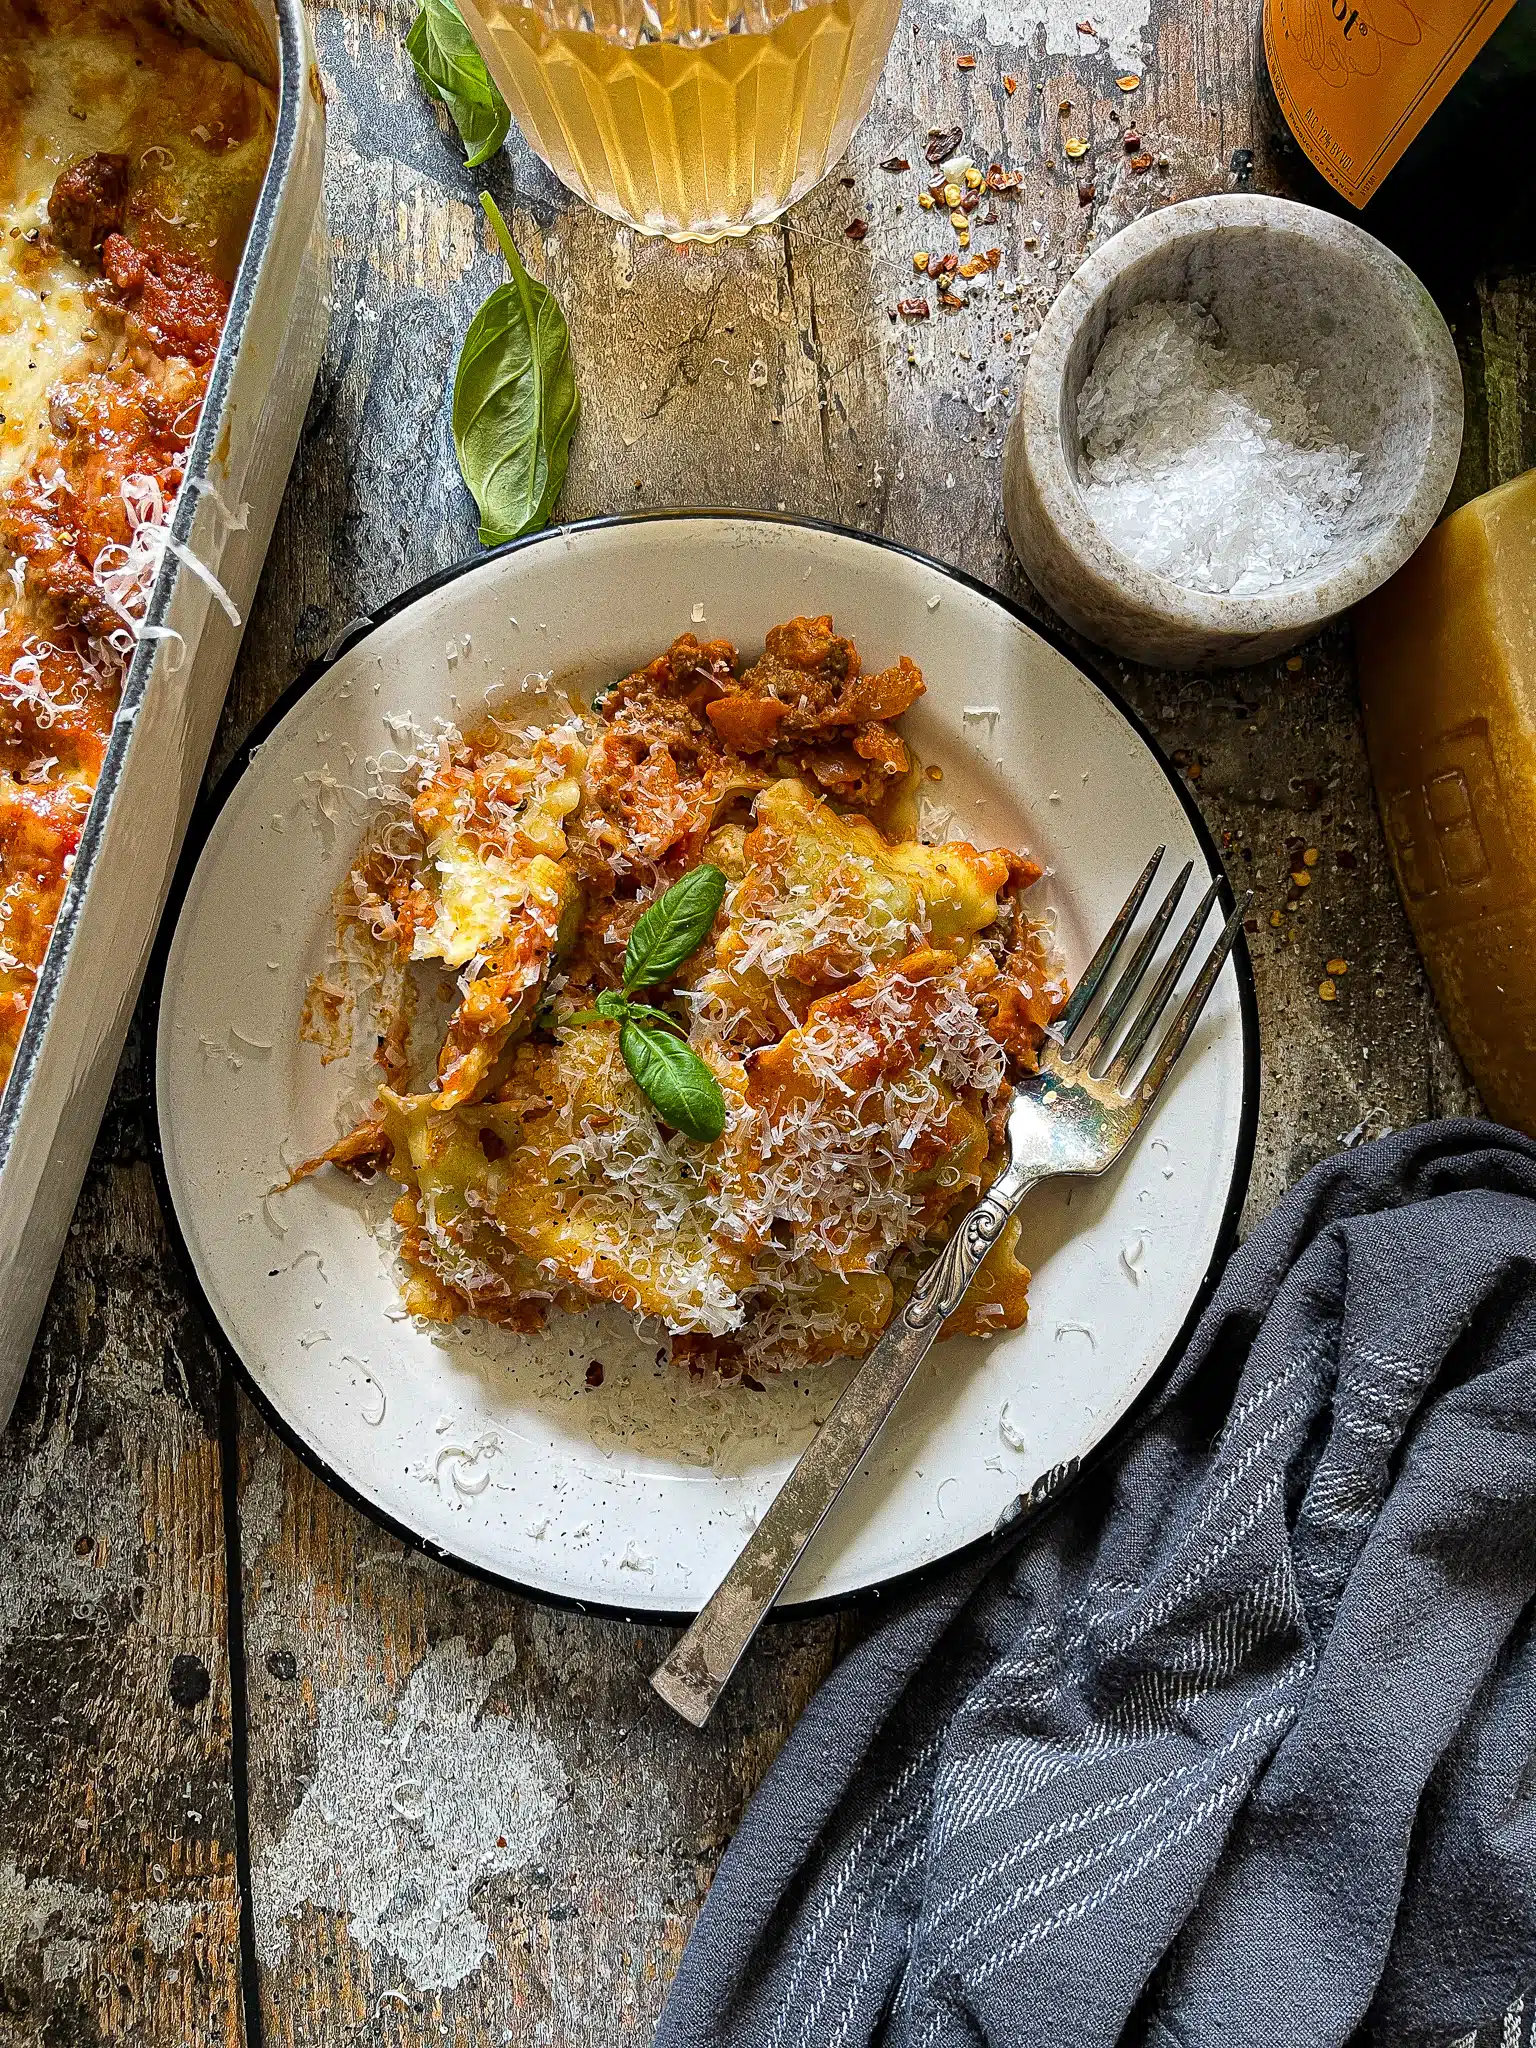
[1356,469,1536,1133]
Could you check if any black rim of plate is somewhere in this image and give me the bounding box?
[143,510,1262,1628]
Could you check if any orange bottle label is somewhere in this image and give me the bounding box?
[1264,0,1519,206]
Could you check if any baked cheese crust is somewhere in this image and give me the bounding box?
[0,0,273,1090]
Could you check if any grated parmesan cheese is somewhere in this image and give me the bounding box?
[298,629,1068,1375]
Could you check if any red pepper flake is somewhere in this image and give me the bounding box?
[1003,73,1018,92]
[928,178,949,201]
[960,192,980,213]
[1076,16,1096,30]
[839,174,855,187]
[1129,152,1154,173]
[1123,128,1141,150]
[985,164,1024,193]
[980,202,999,223]
[938,289,966,309]
[880,154,911,171]
[984,245,1002,268]
[1077,178,1096,205]
[936,251,960,274]
[925,125,963,163]
[585,1361,605,1387]
[897,296,931,318]
[957,52,977,67]
[845,217,869,239]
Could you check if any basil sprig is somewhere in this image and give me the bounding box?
[406,0,510,169]
[567,866,727,1144]
[453,195,580,547]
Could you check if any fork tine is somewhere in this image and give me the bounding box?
[1134,892,1253,1104]
[1053,847,1165,1042]
[1075,861,1193,1069]
[1103,874,1223,1088]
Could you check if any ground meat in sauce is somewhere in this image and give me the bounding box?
[574,634,764,891]
[102,232,232,366]
[0,230,234,1082]
[0,360,200,637]
[47,153,130,261]
[697,615,926,810]
[705,616,925,753]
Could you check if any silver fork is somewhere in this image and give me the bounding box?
[650,850,1252,1727]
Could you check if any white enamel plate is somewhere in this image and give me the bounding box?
[151,516,1257,1616]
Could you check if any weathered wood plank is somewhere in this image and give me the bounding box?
[239,1392,857,2047]
[0,0,1488,2035]
[0,1056,243,2048]
[227,0,1478,2040]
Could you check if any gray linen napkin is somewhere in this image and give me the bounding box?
[655,1119,1536,2048]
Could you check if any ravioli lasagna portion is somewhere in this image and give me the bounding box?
[0,0,274,1090]
[304,617,1068,1378]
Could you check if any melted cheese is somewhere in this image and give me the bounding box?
[0,3,273,1089]
[309,641,1066,1372]
[0,2,274,488]
[383,1028,754,1336]
[696,777,1012,1042]
[409,726,585,968]
[417,840,558,969]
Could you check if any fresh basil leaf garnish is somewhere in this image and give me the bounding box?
[452,193,580,548]
[623,864,726,992]
[619,1020,726,1144]
[406,0,510,170]
[619,1000,688,1033]
[565,987,628,1027]
[553,864,726,1140]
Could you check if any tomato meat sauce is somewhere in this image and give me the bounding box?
[1,150,265,1090]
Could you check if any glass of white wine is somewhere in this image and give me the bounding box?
[459,0,902,242]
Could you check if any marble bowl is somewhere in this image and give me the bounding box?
[1002,195,1464,670]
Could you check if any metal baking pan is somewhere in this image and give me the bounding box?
[0,0,328,1415]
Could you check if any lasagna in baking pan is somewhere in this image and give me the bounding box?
[300,616,1070,1379]
[0,0,274,1092]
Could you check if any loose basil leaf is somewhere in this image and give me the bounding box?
[620,1020,726,1144]
[452,193,580,547]
[406,0,510,170]
[623,864,726,992]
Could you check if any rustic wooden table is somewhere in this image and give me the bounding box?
[0,0,1512,2037]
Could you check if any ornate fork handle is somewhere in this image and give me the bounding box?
[650,847,1249,1728]
[905,1183,1019,1327]
[650,1165,1044,1727]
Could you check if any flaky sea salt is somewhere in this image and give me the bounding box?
[1076,301,1362,596]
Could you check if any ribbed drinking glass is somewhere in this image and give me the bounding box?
[460,0,902,242]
